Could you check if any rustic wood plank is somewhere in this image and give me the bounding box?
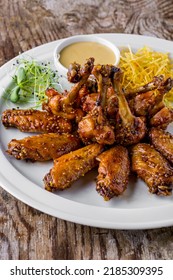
[1,0,173,260]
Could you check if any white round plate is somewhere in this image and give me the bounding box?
[1,34,173,230]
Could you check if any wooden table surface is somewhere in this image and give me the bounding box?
[1,0,173,260]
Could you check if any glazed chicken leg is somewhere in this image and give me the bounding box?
[131,77,173,117]
[42,57,94,116]
[78,65,116,145]
[131,90,162,116]
[113,71,146,146]
[82,86,118,118]
[124,75,165,99]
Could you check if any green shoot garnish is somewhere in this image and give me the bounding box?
[4,58,59,108]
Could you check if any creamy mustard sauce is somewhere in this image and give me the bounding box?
[59,41,116,68]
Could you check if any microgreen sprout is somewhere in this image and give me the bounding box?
[4,58,59,108]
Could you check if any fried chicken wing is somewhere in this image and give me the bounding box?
[124,75,165,99]
[44,143,103,191]
[77,84,91,106]
[42,88,76,120]
[106,86,119,117]
[132,90,162,116]
[43,58,94,116]
[149,101,164,117]
[2,109,72,133]
[113,71,146,146]
[82,93,98,113]
[67,61,98,94]
[7,133,81,161]
[96,146,130,200]
[149,128,173,164]
[42,88,85,123]
[67,61,81,83]
[131,143,173,195]
[150,107,173,128]
[130,78,173,117]
[67,58,94,83]
[78,106,115,145]
[78,65,116,145]
[82,87,118,117]
[62,58,95,109]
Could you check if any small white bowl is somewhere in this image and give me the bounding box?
[54,35,120,77]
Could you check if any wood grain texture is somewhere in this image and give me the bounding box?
[1,0,173,260]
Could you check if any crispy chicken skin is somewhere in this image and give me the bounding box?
[67,61,81,83]
[43,58,95,116]
[125,75,170,99]
[42,88,85,123]
[150,107,173,128]
[126,76,173,119]
[149,128,173,164]
[62,57,95,105]
[131,143,173,195]
[7,133,81,161]
[44,143,103,191]
[113,70,147,146]
[78,65,116,145]
[67,57,94,83]
[132,78,173,117]
[78,106,115,145]
[132,90,161,116]
[106,86,119,117]
[82,87,118,117]
[42,88,76,120]
[96,146,130,200]
[82,93,98,113]
[2,109,72,133]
